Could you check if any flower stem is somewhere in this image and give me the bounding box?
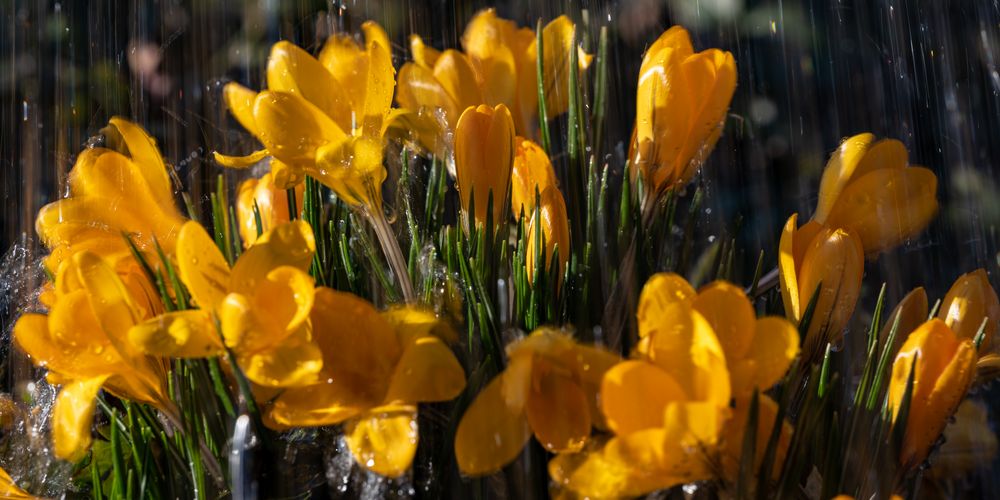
[367,209,416,303]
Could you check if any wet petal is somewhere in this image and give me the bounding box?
[107,117,172,205]
[813,133,877,223]
[539,16,590,117]
[313,135,387,209]
[73,251,142,356]
[53,375,109,461]
[128,310,223,358]
[525,362,590,453]
[212,149,269,169]
[383,335,465,404]
[601,360,685,435]
[692,280,756,362]
[222,82,260,136]
[229,220,315,293]
[395,63,459,130]
[239,326,322,388]
[637,272,696,339]
[176,220,231,311]
[409,34,440,68]
[644,304,731,406]
[345,408,418,477]
[266,41,352,130]
[454,104,515,227]
[742,317,799,396]
[359,38,395,135]
[511,137,558,218]
[381,306,459,344]
[434,51,484,118]
[880,287,929,356]
[266,379,373,428]
[938,269,1000,351]
[525,185,570,286]
[798,226,864,358]
[455,373,532,476]
[252,90,346,166]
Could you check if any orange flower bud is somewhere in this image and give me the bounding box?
[938,269,1000,352]
[454,104,515,229]
[526,186,570,287]
[511,137,558,220]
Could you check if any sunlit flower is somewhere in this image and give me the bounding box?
[397,9,591,145]
[13,251,170,460]
[265,291,465,477]
[454,104,515,228]
[454,328,619,476]
[549,274,733,497]
[930,399,998,478]
[215,23,395,210]
[0,467,35,499]
[526,186,570,287]
[937,269,1000,352]
[812,133,938,254]
[128,220,321,388]
[236,172,304,247]
[888,319,977,468]
[511,137,559,219]
[36,117,185,311]
[779,214,864,360]
[879,287,929,357]
[629,26,737,197]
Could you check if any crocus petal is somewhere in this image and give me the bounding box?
[266,41,353,131]
[601,360,685,435]
[813,133,877,224]
[345,408,418,477]
[229,220,315,294]
[313,135,387,209]
[539,15,590,118]
[73,251,142,356]
[222,82,260,136]
[455,373,532,476]
[381,306,459,344]
[409,34,440,68]
[359,38,395,135]
[637,272,696,339]
[252,90,347,166]
[176,220,231,311]
[526,185,570,286]
[938,269,1000,351]
[880,287,929,356]
[395,62,459,133]
[798,226,864,358]
[524,361,590,453]
[825,166,938,254]
[511,137,558,218]
[434,51,484,119]
[234,266,315,346]
[454,104,515,227]
[0,467,35,499]
[644,304,731,406]
[212,149,269,169]
[383,335,465,404]
[128,310,223,358]
[266,380,373,428]
[742,317,800,395]
[692,280,756,362]
[53,375,109,461]
[239,326,322,388]
[107,117,173,205]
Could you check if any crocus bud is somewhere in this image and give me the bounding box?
[511,137,558,220]
[629,26,736,195]
[938,269,1000,352]
[454,104,515,229]
[813,133,938,254]
[778,214,864,360]
[888,319,976,468]
[526,186,570,287]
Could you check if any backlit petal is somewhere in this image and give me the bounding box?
[239,326,322,388]
[692,281,755,362]
[176,220,231,311]
[813,133,877,223]
[511,137,558,218]
[742,317,799,396]
[128,310,223,358]
[383,335,465,404]
[266,41,352,131]
[229,220,315,294]
[601,360,685,435]
[645,307,731,406]
[798,226,864,358]
[938,269,1000,351]
[409,34,440,68]
[455,373,532,476]
[222,82,260,136]
[637,272,696,339]
[252,90,346,166]
[345,408,418,477]
[880,287,929,356]
[53,375,109,461]
[525,362,590,452]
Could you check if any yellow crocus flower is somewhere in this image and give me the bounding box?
[549,273,733,497]
[630,26,737,198]
[888,319,977,468]
[36,117,185,280]
[526,186,570,287]
[0,467,36,499]
[128,220,322,388]
[265,290,465,477]
[215,22,395,210]
[510,137,559,218]
[937,268,1000,352]
[879,287,929,356]
[454,328,619,476]
[13,251,170,461]
[454,104,515,228]
[397,9,590,142]
[812,133,938,254]
[236,172,303,247]
[778,214,864,360]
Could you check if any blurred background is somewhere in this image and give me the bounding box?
[3,0,1000,496]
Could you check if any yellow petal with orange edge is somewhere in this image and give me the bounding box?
[266,41,352,131]
[239,326,322,388]
[395,63,459,131]
[383,335,465,404]
[601,360,685,435]
[222,82,260,136]
[644,305,731,406]
[798,226,864,359]
[0,466,35,499]
[455,373,532,476]
[128,310,223,358]
[53,375,109,461]
[213,149,269,169]
[313,135,386,209]
[176,221,231,310]
[939,269,1000,351]
[826,166,937,254]
[880,287,929,356]
[737,317,799,396]
[454,104,515,227]
[252,90,347,166]
[813,133,876,223]
[229,220,315,294]
[409,34,440,68]
[345,407,418,477]
[637,272,696,339]
[692,280,755,362]
[525,363,590,453]
[310,288,401,395]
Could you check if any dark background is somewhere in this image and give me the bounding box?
[2,0,1000,494]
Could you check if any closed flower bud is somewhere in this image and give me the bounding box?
[511,137,558,220]
[938,268,1000,352]
[526,186,570,287]
[454,104,515,229]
